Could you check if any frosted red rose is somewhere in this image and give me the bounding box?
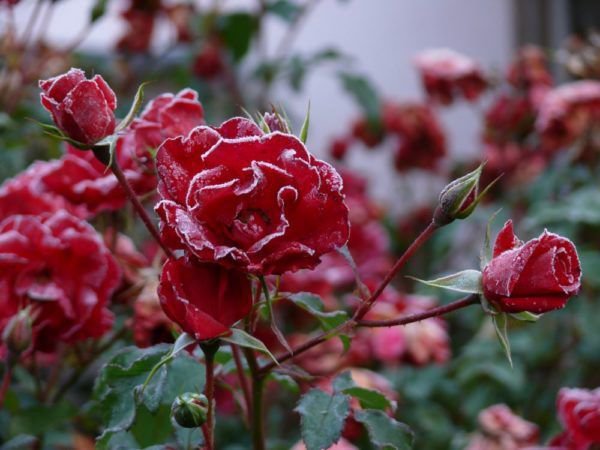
[0,212,121,352]
[414,48,487,105]
[156,118,350,275]
[482,220,581,314]
[40,68,117,146]
[552,387,600,450]
[158,256,252,341]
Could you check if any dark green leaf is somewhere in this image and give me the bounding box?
[338,72,380,124]
[343,387,393,411]
[295,389,350,450]
[286,292,349,331]
[408,270,483,294]
[218,13,258,61]
[221,329,278,363]
[354,409,414,450]
[116,81,150,132]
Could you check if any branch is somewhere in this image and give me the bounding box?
[356,294,480,327]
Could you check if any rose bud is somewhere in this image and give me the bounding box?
[39,68,117,147]
[482,220,581,314]
[158,256,253,341]
[434,164,485,225]
[171,393,209,428]
[2,308,33,355]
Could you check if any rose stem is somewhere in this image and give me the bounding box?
[200,341,220,450]
[354,220,439,320]
[96,148,175,260]
[231,344,252,425]
[0,362,12,408]
[356,294,480,327]
[242,347,266,450]
[258,220,440,374]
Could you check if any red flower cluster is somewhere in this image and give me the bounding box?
[482,220,581,314]
[116,0,194,53]
[506,45,553,105]
[414,48,487,105]
[0,212,121,353]
[536,80,600,152]
[331,101,447,173]
[2,88,204,220]
[382,102,447,171]
[156,117,350,275]
[550,388,600,450]
[39,68,117,146]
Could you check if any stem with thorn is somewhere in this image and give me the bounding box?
[93,145,175,260]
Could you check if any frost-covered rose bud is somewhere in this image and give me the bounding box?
[482,220,581,314]
[171,393,209,428]
[39,68,117,146]
[434,165,483,225]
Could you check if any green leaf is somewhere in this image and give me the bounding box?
[332,371,354,392]
[90,0,108,22]
[295,389,350,450]
[138,332,196,398]
[343,387,393,411]
[286,292,349,332]
[510,311,541,322]
[409,270,483,294]
[221,329,278,364]
[338,72,380,124]
[93,345,204,447]
[354,409,414,450]
[299,101,310,143]
[116,81,150,132]
[491,313,513,367]
[267,0,302,22]
[218,13,258,61]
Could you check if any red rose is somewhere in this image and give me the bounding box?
[158,256,252,341]
[193,41,224,80]
[127,88,205,164]
[155,117,350,275]
[39,68,117,146]
[555,388,600,450]
[482,220,581,314]
[414,48,487,105]
[0,212,121,353]
[0,162,83,219]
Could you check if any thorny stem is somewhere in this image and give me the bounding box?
[356,294,480,327]
[0,361,13,408]
[201,341,220,450]
[354,220,439,320]
[231,344,252,424]
[97,148,175,260]
[242,347,266,450]
[258,220,443,374]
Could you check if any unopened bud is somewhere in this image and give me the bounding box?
[434,164,487,226]
[171,393,208,428]
[2,309,33,355]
